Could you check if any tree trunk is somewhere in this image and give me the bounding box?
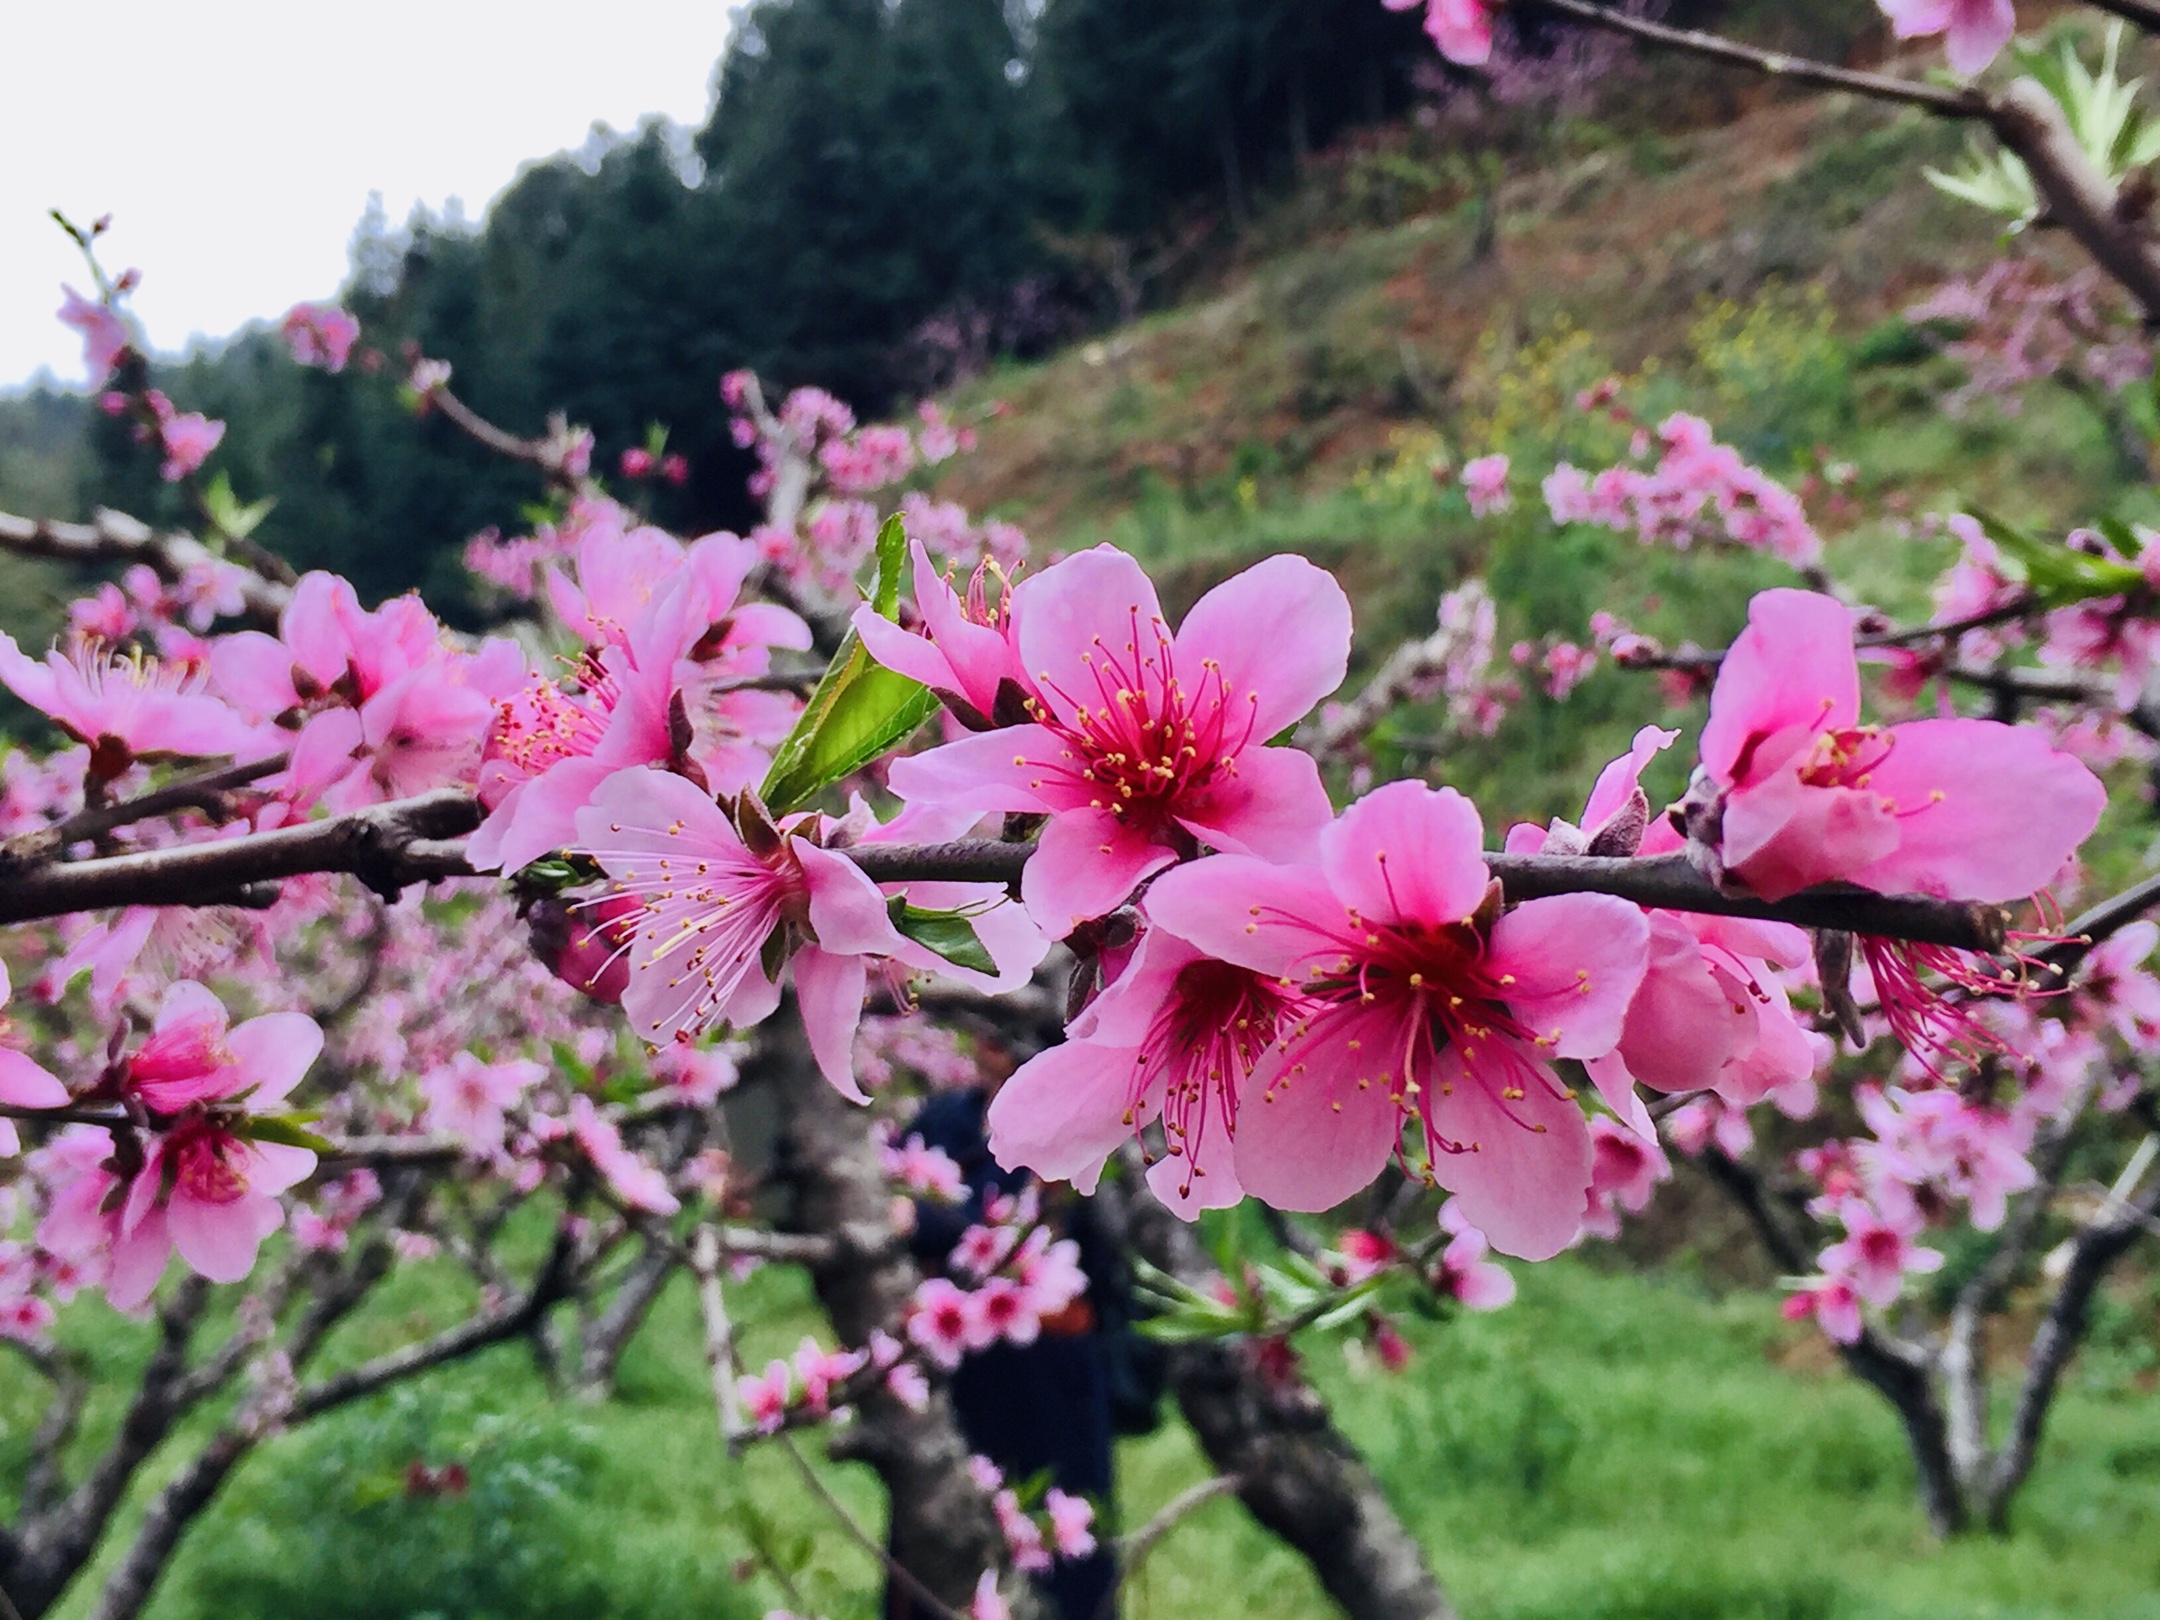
[761,1015,1025,1615]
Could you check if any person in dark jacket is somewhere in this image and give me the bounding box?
[889,1083,1159,1620]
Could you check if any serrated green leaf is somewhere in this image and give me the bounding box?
[759,518,938,813]
[242,1113,334,1153]
[1254,1263,1320,1316]
[886,897,998,976]
[1280,1250,1334,1291]
[872,512,908,616]
[1973,508,2144,606]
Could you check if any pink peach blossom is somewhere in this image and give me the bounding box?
[1433,1201,1516,1309]
[280,302,361,371]
[1819,1199,1943,1308]
[0,963,68,1126]
[155,409,225,482]
[1385,0,1493,64]
[58,286,129,380]
[1148,781,1649,1257]
[122,980,324,1117]
[0,635,264,778]
[1688,589,2105,903]
[1783,1277,1863,1344]
[1579,1116,1670,1241]
[1045,1489,1097,1559]
[573,768,911,1100]
[568,1095,680,1214]
[908,1276,979,1369]
[739,1360,793,1433]
[853,538,1030,727]
[1878,0,2016,76]
[1462,453,1512,516]
[888,546,1350,935]
[420,1053,544,1150]
[988,916,1302,1215]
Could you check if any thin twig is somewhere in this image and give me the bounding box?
[691,1225,747,1446]
[1101,1474,1242,1619]
[2088,0,2160,36]
[772,1432,973,1620]
[1531,0,1985,115]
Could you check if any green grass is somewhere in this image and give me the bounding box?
[19,1255,2157,1620]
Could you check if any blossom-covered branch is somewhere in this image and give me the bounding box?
[0,508,286,630]
[0,799,2014,952]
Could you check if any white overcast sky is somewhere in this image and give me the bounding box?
[1,1,735,390]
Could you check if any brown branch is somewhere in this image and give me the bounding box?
[3,1280,212,1616]
[1942,1072,2100,1492]
[1693,1146,1968,1534]
[18,1357,89,1521]
[0,756,288,870]
[772,1433,975,1620]
[1981,1151,2160,1525]
[1858,599,2046,650]
[423,388,597,501]
[0,790,482,924]
[1990,77,2160,324]
[0,508,287,630]
[757,1014,1023,1613]
[1110,1474,1242,1572]
[1299,589,1493,760]
[0,792,2012,951]
[286,1224,578,1423]
[1104,1152,1459,1619]
[1484,851,2005,949]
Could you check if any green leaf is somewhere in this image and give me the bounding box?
[242,1113,335,1153]
[759,517,938,813]
[885,897,999,976]
[1972,508,2144,607]
[202,471,276,543]
[872,511,908,616]
[512,855,593,895]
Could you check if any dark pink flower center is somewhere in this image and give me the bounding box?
[483,669,614,783]
[1267,895,1569,1165]
[167,1119,249,1206]
[1029,613,1258,828]
[1798,725,1894,790]
[1133,959,1295,1198]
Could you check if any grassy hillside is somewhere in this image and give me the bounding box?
[914,55,2151,839]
